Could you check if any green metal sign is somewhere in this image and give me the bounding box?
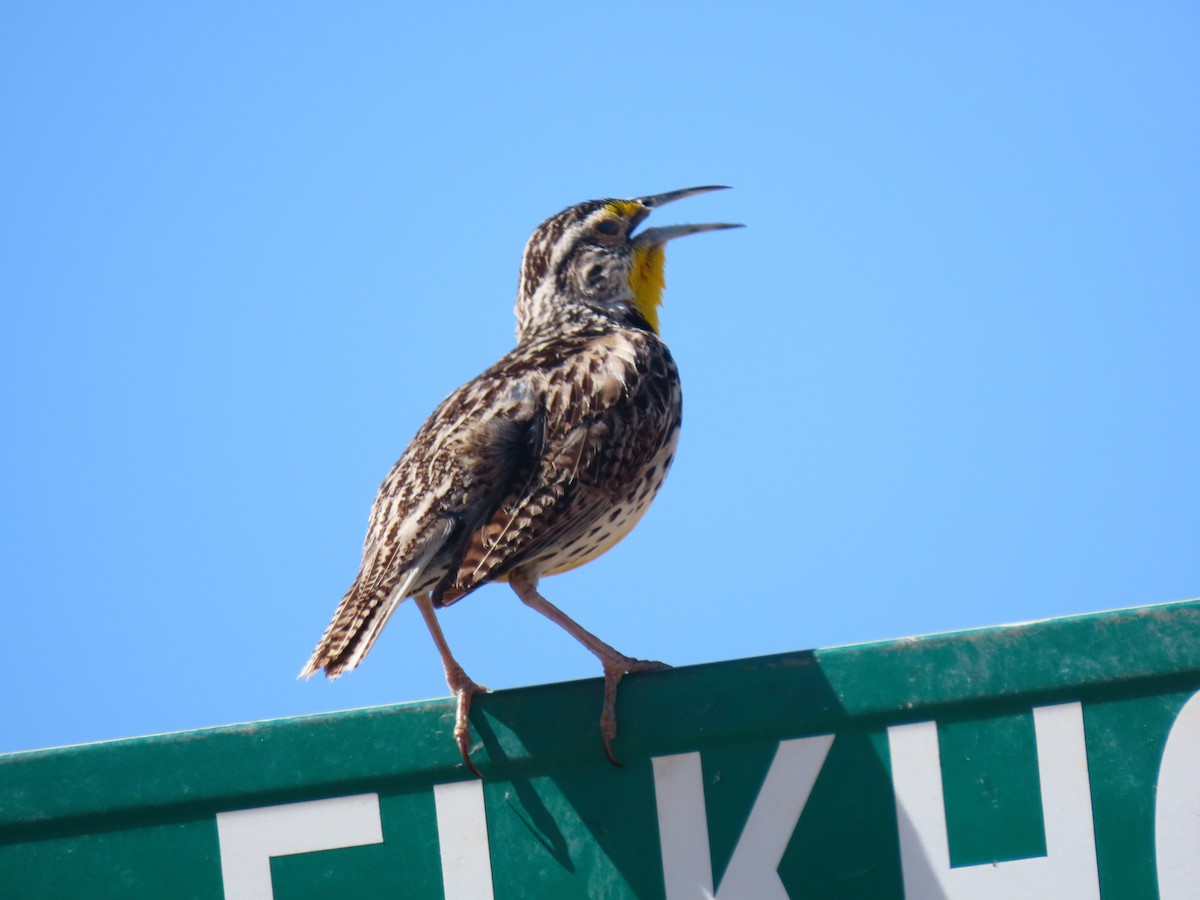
[3,599,1199,898]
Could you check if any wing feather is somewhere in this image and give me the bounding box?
[302,352,547,676]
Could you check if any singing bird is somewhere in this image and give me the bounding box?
[301,187,741,774]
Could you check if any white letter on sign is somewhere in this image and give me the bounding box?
[887,702,1099,899]
[216,793,384,900]
[1155,688,1200,900]
[653,734,834,900]
[433,779,495,899]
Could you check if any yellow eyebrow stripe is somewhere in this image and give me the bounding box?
[603,200,644,219]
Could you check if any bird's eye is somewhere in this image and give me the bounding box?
[596,219,620,236]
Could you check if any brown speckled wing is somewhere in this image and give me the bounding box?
[301,349,547,676]
[435,328,681,605]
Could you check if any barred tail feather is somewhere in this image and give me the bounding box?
[300,522,451,679]
[298,564,423,680]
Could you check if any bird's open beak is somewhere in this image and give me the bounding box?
[630,185,744,246]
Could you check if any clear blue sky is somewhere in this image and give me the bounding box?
[3,4,1197,755]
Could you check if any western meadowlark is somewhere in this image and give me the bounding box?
[301,186,741,774]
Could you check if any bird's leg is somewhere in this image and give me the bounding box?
[413,592,488,778]
[508,571,669,766]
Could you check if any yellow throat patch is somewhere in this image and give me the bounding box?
[629,243,666,334]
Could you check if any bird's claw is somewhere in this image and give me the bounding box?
[448,671,489,778]
[599,654,671,767]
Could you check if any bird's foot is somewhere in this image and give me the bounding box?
[624,657,671,674]
[599,653,672,767]
[445,664,489,778]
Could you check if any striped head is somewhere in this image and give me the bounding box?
[514,186,742,343]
